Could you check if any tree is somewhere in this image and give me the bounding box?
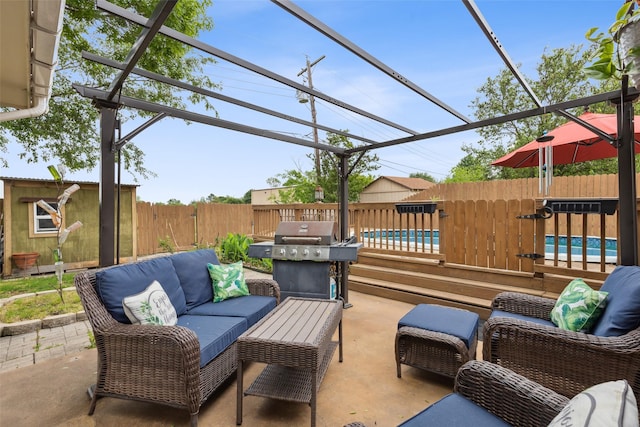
[449,45,621,182]
[0,0,217,178]
[409,172,436,183]
[269,132,380,203]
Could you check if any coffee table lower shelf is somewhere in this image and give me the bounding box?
[244,341,338,403]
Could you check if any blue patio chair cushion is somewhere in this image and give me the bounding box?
[96,256,187,324]
[489,310,556,328]
[398,304,479,349]
[170,249,219,310]
[186,295,277,327]
[592,265,640,337]
[398,393,511,427]
[177,314,248,367]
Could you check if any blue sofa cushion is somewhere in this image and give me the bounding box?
[489,310,557,328]
[592,266,640,337]
[399,393,511,427]
[186,295,277,328]
[177,315,248,367]
[170,249,219,310]
[398,304,479,349]
[96,257,187,324]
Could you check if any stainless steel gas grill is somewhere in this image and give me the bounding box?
[248,221,362,301]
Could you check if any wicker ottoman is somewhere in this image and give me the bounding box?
[395,304,479,378]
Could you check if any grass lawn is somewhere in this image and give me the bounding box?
[0,273,81,322]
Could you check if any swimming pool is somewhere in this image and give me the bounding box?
[360,229,618,262]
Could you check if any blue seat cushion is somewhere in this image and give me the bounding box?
[186,295,277,328]
[96,256,187,324]
[398,393,511,427]
[177,315,248,367]
[398,304,479,349]
[592,265,640,337]
[489,310,556,328]
[170,249,220,310]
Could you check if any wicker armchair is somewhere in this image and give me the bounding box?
[483,291,640,404]
[398,360,569,426]
[75,269,280,427]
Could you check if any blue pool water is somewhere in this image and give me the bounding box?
[361,229,618,261]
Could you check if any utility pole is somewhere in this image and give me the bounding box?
[297,55,325,199]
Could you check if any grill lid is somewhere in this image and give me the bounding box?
[274,221,338,245]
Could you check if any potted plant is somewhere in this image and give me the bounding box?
[585,1,640,89]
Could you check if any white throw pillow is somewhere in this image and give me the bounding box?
[548,380,639,427]
[122,280,178,326]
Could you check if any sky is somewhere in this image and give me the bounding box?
[1,0,618,203]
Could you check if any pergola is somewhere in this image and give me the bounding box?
[69,1,639,286]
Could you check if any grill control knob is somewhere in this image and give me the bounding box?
[289,248,297,256]
[278,248,286,256]
[314,248,322,256]
[303,248,309,256]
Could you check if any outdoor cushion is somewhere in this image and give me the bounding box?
[489,310,556,328]
[96,256,187,324]
[592,265,640,337]
[208,261,250,303]
[547,380,638,427]
[398,393,511,427]
[177,314,248,367]
[186,295,277,328]
[398,304,479,349]
[122,280,178,325]
[550,278,608,332]
[171,249,219,310]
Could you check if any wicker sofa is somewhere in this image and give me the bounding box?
[483,265,640,404]
[74,249,280,426]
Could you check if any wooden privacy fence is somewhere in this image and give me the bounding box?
[136,203,253,256]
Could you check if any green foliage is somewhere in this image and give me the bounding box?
[451,45,626,182]
[585,2,640,80]
[0,0,217,178]
[191,193,246,204]
[218,233,252,263]
[269,132,379,202]
[158,236,176,253]
[409,172,437,183]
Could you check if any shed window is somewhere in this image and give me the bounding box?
[33,202,59,234]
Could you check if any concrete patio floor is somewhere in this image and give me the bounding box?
[0,289,483,427]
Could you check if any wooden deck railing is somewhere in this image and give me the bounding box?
[252,198,639,278]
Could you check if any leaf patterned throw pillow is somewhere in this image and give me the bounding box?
[550,278,608,332]
[207,261,250,303]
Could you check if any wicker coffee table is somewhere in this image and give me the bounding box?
[236,297,343,427]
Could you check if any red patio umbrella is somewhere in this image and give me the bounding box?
[491,112,640,168]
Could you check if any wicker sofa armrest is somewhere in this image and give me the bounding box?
[491,291,556,320]
[246,278,281,303]
[455,360,569,427]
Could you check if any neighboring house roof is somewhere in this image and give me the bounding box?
[366,176,434,191]
[0,176,138,187]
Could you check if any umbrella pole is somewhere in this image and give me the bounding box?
[616,77,639,266]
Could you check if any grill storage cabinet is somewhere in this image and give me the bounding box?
[248,221,361,300]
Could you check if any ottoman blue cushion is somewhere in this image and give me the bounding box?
[186,295,277,327]
[171,249,220,310]
[398,304,479,349]
[399,393,511,427]
[489,310,556,328]
[96,256,187,324]
[177,315,248,367]
[592,265,640,337]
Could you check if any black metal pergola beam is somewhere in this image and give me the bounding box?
[345,89,626,154]
[96,0,418,136]
[271,0,471,124]
[74,84,348,155]
[114,112,166,150]
[83,51,380,146]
